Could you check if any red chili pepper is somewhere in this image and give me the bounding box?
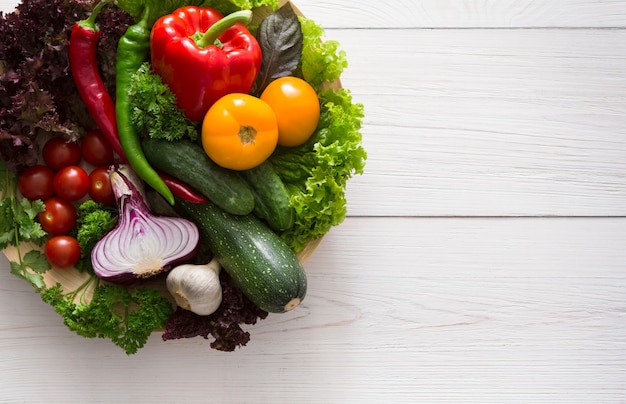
[68,1,207,204]
[151,7,262,122]
[158,172,209,204]
[69,0,127,161]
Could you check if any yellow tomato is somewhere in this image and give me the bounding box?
[260,76,320,147]
[201,93,278,170]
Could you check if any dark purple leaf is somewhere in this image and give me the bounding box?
[254,3,303,94]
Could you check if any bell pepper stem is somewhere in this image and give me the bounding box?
[78,0,113,31]
[195,10,253,49]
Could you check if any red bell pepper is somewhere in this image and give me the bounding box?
[150,7,262,122]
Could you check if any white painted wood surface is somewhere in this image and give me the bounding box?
[292,0,626,28]
[1,0,626,402]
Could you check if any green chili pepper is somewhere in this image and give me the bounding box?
[115,7,175,205]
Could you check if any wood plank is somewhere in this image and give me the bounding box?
[334,29,626,217]
[1,0,626,28]
[1,217,625,402]
[294,0,626,28]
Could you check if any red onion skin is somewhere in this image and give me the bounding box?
[93,248,199,285]
[94,270,138,285]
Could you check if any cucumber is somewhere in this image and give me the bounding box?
[240,161,294,232]
[142,138,254,215]
[174,198,307,313]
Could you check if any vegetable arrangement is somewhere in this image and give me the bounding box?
[0,0,366,354]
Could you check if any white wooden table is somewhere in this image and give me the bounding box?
[2,0,625,402]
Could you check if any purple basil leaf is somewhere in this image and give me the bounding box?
[254,3,303,94]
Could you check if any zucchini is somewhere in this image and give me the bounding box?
[142,138,254,215]
[173,198,307,313]
[240,161,294,232]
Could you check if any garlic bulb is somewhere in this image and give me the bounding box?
[166,258,222,316]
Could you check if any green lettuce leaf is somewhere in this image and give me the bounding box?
[298,18,348,91]
[115,0,205,25]
[270,89,366,251]
[116,0,279,26]
[202,0,279,14]
[267,13,365,251]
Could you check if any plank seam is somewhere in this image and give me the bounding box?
[325,27,626,30]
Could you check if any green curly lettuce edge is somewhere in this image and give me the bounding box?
[267,15,367,252]
[270,88,366,252]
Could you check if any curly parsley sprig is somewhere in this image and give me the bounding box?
[128,63,198,142]
[41,278,174,355]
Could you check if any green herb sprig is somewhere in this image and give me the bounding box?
[0,161,50,289]
[42,280,174,355]
[128,62,199,142]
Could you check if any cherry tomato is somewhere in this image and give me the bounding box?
[53,165,89,201]
[201,93,278,170]
[81,129,114,167]
[45,235,81,269]
[38,197,77,235]
[42,137,82,171]
[260,76,320,147]
[88,167,115,205]
[18,165,55,201]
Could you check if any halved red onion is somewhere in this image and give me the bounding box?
[91,165,199,283]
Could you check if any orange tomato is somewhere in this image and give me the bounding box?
[201,93,278,170]
[260,76,320,147]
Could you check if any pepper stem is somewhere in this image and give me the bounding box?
[78,0,113,32]
[195,10,253,49]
